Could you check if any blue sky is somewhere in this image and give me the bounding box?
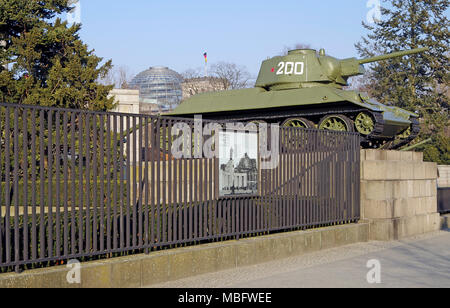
[72,0,379,78]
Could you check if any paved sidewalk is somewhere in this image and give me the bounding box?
[148,230,450,288]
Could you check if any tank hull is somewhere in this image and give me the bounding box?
[169,86,419,149]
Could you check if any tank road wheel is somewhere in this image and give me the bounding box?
[281,118,314,151]
[398,125,412,139]
[318,114,354,132]
[355,112,375,135]
[386,119,419,150]
[282,117,315,129]
[318,114,354,149]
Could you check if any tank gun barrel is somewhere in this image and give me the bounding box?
[400,138,432,152]
[358,48,428,65]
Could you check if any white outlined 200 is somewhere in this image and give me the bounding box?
[276,62,305,75]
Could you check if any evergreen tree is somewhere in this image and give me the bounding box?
[0,0,114,111]
[356,0,449,164]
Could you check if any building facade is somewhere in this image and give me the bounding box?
[129,66,183,111]
[181,77,227,101]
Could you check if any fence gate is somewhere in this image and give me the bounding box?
[0,103,360,271]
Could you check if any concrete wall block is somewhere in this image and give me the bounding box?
[369,219,394,241]
[413,163,426,180]
[362,199,392,219]
[396,213,440,239]
[363,161,436,181]
[111,258,142,288]
[406,216,423,237]
[335,227,351,246]
[427,196,438,214]
[399,162,414,180]
[303,230,322,253]
[0,267,75,288]
[400,151,414,161]
[357,223,370,243]
[360,149,366,161]
[81,262,112,288]
[424,180,437,197]
[412,151,424,162]
[271,236,294,260]
[363,149,382,161]
[425,213,441,233]
[236,241,258,267]
[320,228,337,250]
[362,161,387,180]
[430,180,437,197]
[392,198,410,218]
[407,180,415,198]
[192,247,220,276]
[411,197,424,216]
[346,225,359,244]
[438,165,450,187]
[362,160,434,181]
[424,162,438,180]
[141,254,170,286]
[0,223,373,288]
[385,150,402,161]
[412,180,424,198]
[290,233,307,256]
[363,181,390,200]
[393,180,409,199]
[168,250,194,281]
[216,245,237,271]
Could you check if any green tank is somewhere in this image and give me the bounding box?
[170,47,428,149]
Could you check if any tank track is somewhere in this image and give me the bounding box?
[362,110,385,145]
[210,107,417,149]
[387,117,421,150]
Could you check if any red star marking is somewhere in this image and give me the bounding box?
[271,67,275,72]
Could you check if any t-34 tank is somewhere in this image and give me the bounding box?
[170,47,428,149]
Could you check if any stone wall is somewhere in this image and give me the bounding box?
[438,165,450,188]
[360,150,440,241]
[109,89,140,114]
[0,223,369,288]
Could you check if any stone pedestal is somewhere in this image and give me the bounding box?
[361,150,440,241]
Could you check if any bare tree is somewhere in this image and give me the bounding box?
[181,68,202,79]
[99,65,133,89]
[117,66,132,89]
[181,68,206,98]
[210,62,252,90]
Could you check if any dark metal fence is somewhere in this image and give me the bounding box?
[0,103,360,271]
[438,188,450,214]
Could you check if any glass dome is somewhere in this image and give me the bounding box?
[129,66,183,110]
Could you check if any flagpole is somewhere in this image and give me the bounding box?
[204,52,208,78]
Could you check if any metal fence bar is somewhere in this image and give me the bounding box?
[0,102,360,270]
[144,117,150,252]
[13,107,19,266]
[99,114,105,252]
[92,114,98,253]
[30,109,37,261]
[0,108,3,265]
[22,109,29,261]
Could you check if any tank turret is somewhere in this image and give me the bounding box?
[255,48,428,90]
